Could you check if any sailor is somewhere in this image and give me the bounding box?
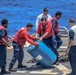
[51,11,63,49]
[36,8,52,30]
[67,18,76,75]
[0,19,11,74]
[36,17,59,65]
[9,23,39,71]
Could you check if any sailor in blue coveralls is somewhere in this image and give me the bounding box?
[51,11,63,49]
[0,19,10,74]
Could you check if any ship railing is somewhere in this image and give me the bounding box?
[60,26,68,37]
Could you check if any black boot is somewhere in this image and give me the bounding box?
[55,60,60,65]
[36,62,41,65]
[1,66,11,74]
[18,63,27,68]
[9,64,16,72]
[53,57,60,65]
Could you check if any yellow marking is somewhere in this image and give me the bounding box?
[30,69,58,74]
[54,63,71,75]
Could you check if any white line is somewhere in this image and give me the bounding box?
[1,69,26,74]
[17,71,26,73]
[60,46,67,49]
[42,69,53,72]
[54,63,71,74]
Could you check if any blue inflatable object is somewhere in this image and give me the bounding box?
[27,40,57,67]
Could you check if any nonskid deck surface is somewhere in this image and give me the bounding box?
[1,49,70,75]
[1,36,70,75]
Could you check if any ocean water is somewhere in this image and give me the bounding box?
[0,0,76,36]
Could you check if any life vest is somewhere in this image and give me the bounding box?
[0,26,8,45]
[51,17,60,33]
[13,28,26,47]
[39,20,54,39]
